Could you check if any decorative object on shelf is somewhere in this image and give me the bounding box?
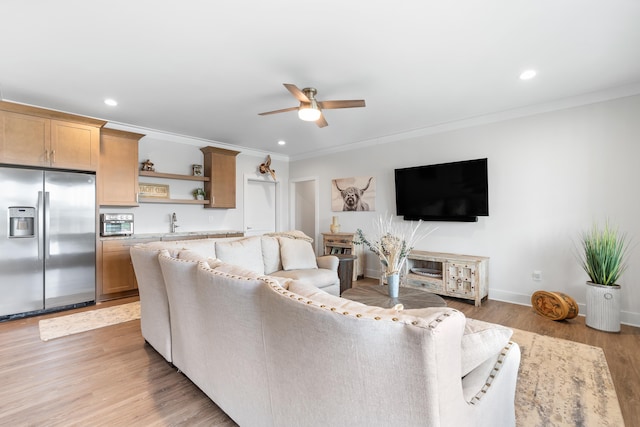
[259,155,276,180]
[141,159,155,172]
[354,214,434,297]
[410,267,443,278]
[387,273,400,298]
[138,183,169,198]
[577,220,630,332]
[192,164,203,176]
[332,176,375,212]
[531,291,579,321]
[330,216,340,233]
[192,188,206,200]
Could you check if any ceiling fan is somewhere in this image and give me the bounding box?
[258,83,365,128]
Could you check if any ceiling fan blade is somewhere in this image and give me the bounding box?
[284,83,310,102]
[316,112,328,128]
[318,100,366,109]
[258,106,299,116]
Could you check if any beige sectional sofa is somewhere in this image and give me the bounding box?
[130,234,521,426]
[130,234,340,362]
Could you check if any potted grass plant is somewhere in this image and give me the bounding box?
[578,220,630,332]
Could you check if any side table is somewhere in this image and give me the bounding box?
[342,285,447,309]
[334,254,357,294]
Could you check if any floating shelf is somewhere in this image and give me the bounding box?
[138,198,210,205]
[139,170,210,182]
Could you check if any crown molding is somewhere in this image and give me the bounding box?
[290,83,640,161]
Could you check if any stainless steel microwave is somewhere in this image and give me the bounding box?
[100,213,134,236]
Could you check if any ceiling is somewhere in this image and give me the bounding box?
[1,1,639,159]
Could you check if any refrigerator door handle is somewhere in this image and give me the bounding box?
[38,191,44,260]
[44,191,51,260]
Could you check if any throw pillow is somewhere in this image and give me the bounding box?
[459,318,513,376]
[215,236,265,274]
[402,309,513,377]
[278,238,318,271]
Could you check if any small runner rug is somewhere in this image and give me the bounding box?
[512,328,624,427]
[38,301,140,341]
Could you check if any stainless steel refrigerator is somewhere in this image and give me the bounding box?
[0,166,96,318]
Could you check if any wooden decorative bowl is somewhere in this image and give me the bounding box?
[531,291,579,321]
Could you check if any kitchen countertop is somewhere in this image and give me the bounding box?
[100,230,244,241]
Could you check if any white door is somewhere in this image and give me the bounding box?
[245,179,277,236]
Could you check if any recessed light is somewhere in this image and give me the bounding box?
[519,70,537,80]
[277,140,286,146]
[104,98,118,106]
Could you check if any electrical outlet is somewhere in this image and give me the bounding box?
[208,215,216,223]
[532,270,542,281]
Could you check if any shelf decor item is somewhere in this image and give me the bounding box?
[138,183,169,198]
[578,220,630,332]
[192,188,206,200]
[330,216,340,233]
[354,214,434,297]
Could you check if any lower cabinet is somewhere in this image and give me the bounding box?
[98,238,154,301]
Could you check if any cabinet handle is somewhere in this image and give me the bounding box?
[51,150,56,163]
[44,150,49,162]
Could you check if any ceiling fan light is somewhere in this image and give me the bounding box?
[298,106,321,121]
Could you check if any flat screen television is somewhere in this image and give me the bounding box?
[395,158,489,222]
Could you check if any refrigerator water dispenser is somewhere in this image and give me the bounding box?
[8,207,35,238]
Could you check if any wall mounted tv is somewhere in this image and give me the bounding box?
[395,158,489,222]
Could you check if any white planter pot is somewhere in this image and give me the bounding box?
[585,281,621,332]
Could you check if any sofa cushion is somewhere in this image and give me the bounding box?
[278,237,318,271]
[211,261,262,279]
[261,236,282,274]
[177,249,209,262]
[270,268,337,288]
[215,236,265,275]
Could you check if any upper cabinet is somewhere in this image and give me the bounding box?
[0,101,105,171]
[99,128,145,206]
[200,146,240,208]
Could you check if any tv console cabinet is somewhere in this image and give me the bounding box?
[404,250,489,307]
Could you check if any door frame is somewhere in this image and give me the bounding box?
[289,176,319,251]
[243,175,280,235]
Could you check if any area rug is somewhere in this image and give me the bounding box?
[38,301,140,341]
[512,328,624,427]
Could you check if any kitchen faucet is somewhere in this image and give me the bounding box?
[170,212,179,233]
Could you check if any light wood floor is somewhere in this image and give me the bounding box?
[0,281,638,426]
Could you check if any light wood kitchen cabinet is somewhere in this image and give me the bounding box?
[99,128,144,206]
[98,238,155,301]
[200,146,240,208]
[0,111,50,167]
[0,101,105,171]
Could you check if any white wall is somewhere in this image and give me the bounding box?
[100,128,288,235]
[289,95,640,326]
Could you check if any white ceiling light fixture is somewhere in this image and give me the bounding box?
[104,98,118,106]
[519,70,537,80]
[298,98,322,122]
[277,140,286,145]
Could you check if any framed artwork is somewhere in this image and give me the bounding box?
[138,183,170,198]
[331,176,376,212]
